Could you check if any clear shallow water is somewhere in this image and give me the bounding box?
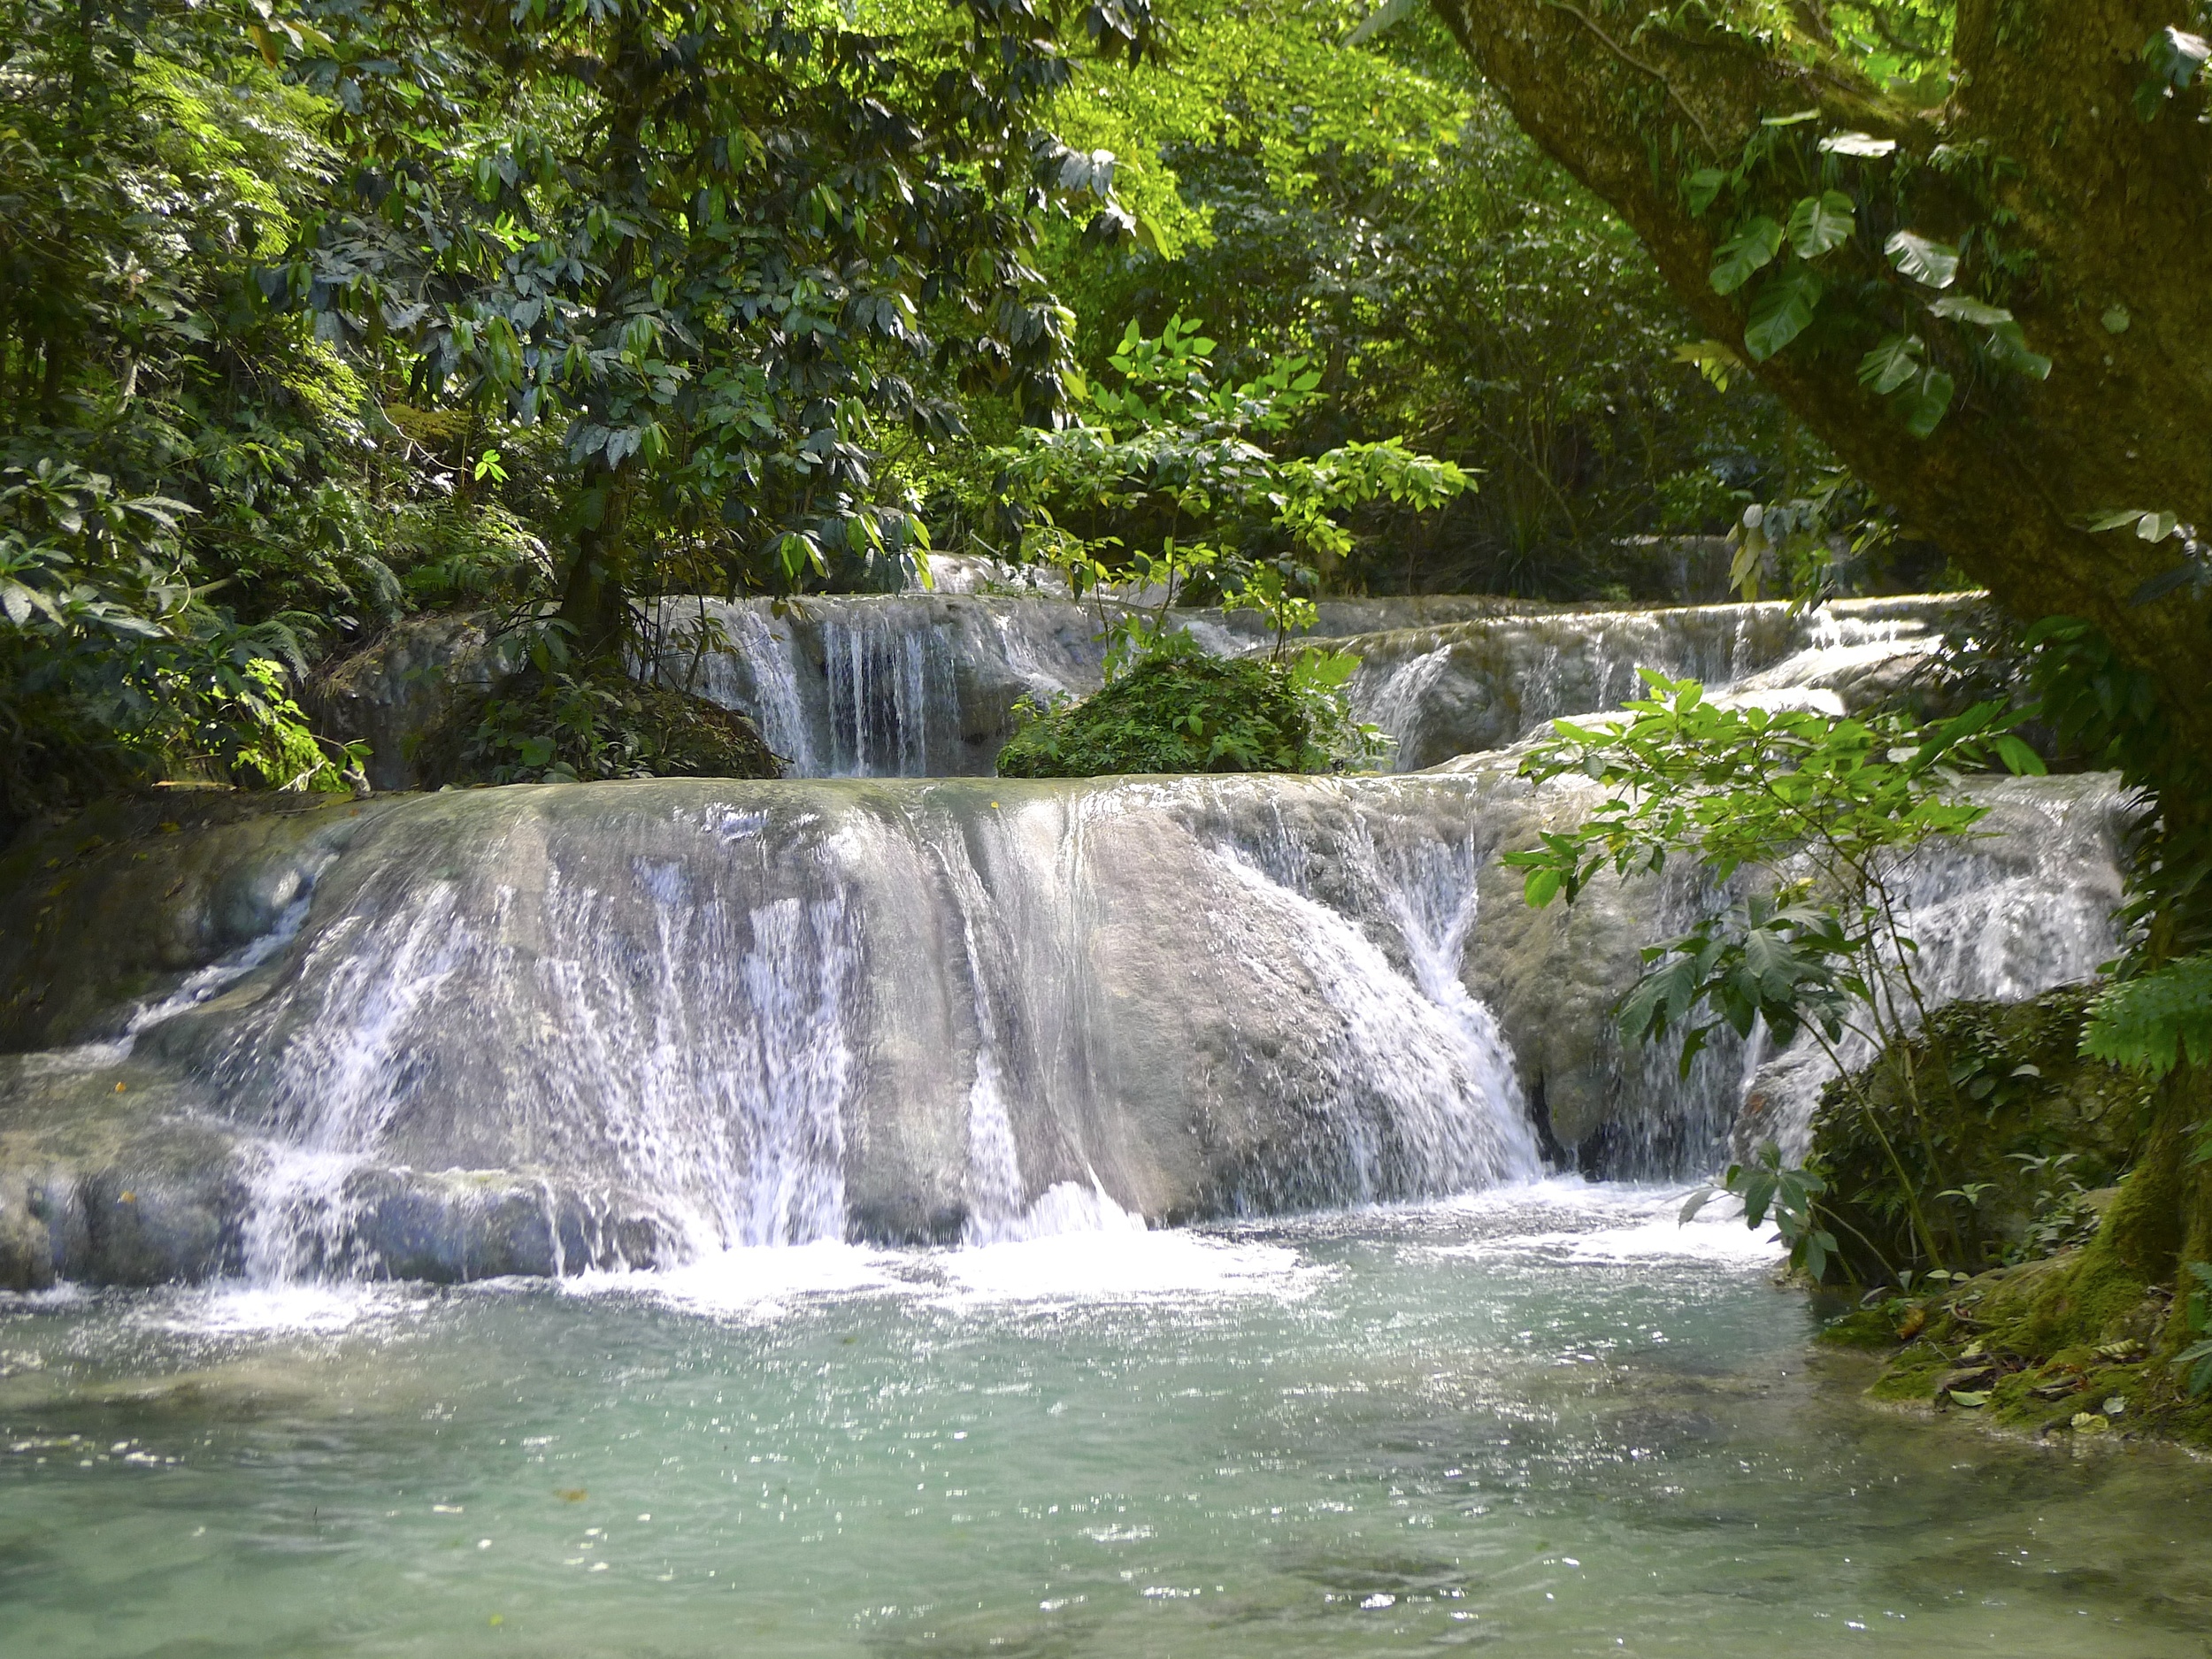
[2,1183,2207,1658]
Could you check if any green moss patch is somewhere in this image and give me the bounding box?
[1820,1256,2212,1449]
[1808,987,2156,1284]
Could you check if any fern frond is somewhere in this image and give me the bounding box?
[2081,953,2212,1079]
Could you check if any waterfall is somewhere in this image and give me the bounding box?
[1345,595,1963,771]
[108,777,1552,1283]
[1736,772,2131,1164]
[2,590,2124,1294]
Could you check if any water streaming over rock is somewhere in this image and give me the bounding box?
[50,778,1540,1283]
[0,590,2127,1293]
[670,592,1970,778]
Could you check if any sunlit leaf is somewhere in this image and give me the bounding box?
[1786,191,1855,257]
[1886,230,1960,289]
[1819,130,1898,157]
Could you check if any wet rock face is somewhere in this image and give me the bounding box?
[0,795,401,1054]
[0,1059,243,1289]
[304,612,497,793]
[0,759,2125,1286]
[0,778,1553,1283]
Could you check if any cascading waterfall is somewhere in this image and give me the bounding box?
[0,591,2126,1296]
[1735,772,2130,1164]
[116,777,1551,1285]
[666,592,1973,780]
[1347,596,1951,771]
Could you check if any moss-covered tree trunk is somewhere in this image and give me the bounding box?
[1432,0,2212,1350]
[1432,0,2212,750]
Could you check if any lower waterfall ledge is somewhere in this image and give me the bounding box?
[0,769,2128,1286]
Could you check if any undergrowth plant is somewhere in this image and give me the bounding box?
[1506,672,2048,1284]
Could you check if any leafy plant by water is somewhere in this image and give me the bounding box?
[1507,673,2049,1284]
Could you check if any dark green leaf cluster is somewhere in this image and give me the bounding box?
[426,622,775,787]
[1684,101,2050,441]
[280,0,1160,611]
[1503,670,2039,906]
[2179,1263,2212,1399]
[994,646,1359,778]
[1683,1142,1840,1282]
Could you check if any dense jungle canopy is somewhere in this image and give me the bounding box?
[3,0,2209,1399]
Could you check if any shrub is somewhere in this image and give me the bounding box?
[995,649,1374,779]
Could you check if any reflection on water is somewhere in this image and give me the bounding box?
[2,1184,2208,1658]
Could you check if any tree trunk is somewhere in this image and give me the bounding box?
[557,465,634,664]
[1432,0,2212,754]
[1430,0,2212,1362]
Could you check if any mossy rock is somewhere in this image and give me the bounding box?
[421,668,778,785]
[1828,1256,2212,1449]
[995,654,1317,779]
[1809,986,2155,1284]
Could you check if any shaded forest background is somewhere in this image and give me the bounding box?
[0,0,1942,819]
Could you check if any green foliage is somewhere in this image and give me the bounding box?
[283,0,1162,644]
[2081,954,2212,1081]
[1683,92,2051,443]
[1509,672,2051,1277]
[0,0,401,814]
[1809,987,2157,1285]
[1028,0,1803,596]
[1683,1142,1840,1282]
[434,625,773,787]
[994,643,1379,779]
[0,457,363,808]
[2178,1263,2212,1400]
[977,314,1470,654]
[1504,672,2038,902]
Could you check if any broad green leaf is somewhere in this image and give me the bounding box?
[1709,217,1785,296]
[1787,191,1855,257]
[1686,168,1729,217]
[1985,319,2053,380]
[1523,867,1563,908]
[1886,230,1960,288]
[1763,108,1819,126]
[1900,368,1955,437]
[1819,130,1898,157]
[2088,507,2155,533]
[1929,295,2013,326]
[1742,267,1822,361]
[1678,1186,1721,1224]
[1994,734,2047,775]
[1858,334,1924,395]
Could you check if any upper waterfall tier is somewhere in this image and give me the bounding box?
[672,592,1967,780]
[0,764,2120,1288]
[312,592,1974,788]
